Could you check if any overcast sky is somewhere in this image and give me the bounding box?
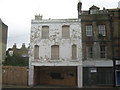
[0,0,119,49]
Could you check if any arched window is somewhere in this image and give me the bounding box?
[34,45,39,59]
[51,45,59,60]
[72,45,77,59]
[62,25,70,38]
[42,26,49,38]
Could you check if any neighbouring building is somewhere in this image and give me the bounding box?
[7,43,29,58]
[29,15,82,87]
[0,19,8,62]
[4,43,29,66]
[78,1,120,86]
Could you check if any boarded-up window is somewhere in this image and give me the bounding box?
[51,45,59,60]
[34,45,39,59]
[42,26,49,38]
[72,45,77,59]
[62,25,70,38]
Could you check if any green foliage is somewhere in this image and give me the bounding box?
[2,54,28,66]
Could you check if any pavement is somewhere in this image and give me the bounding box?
[2,85,120,90]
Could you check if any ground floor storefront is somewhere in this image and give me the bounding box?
[28,66,82,87]
[83,67,114,86]
[34,66,77,86]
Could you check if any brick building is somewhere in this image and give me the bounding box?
[78,1,120,86]
[29,15,82,87]
[7,43,29,58]
[0,19,8,62]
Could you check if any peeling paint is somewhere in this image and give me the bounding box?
[29,19,82,66]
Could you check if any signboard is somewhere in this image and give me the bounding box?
[90,68,97,73]
[116,60,120,65]
[116,70,120,86]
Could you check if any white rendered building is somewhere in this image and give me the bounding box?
[29,15,82,87]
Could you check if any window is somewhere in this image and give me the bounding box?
[72,45,77,59]
[42,26,49,38]
[100,45,106,58]
[34,45,39,59]
[90,9,98,14]
[98,25,106,36]
[51,45,59,60]
[87,46,93,58]
[62,25,70,38]
[86,25,93,36]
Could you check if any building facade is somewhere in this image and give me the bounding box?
[29,15,82,87]
[78,1,120,86]
[0,19,8,62]
[7,43,29,58]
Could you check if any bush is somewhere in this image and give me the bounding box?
[2,54,28,66]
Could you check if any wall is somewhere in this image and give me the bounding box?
[29,19,82,66]
[0,19,8,62]
[2,66,28,85]
[2,23,8,61]
[0,20,2,62]
[29,19,83,87]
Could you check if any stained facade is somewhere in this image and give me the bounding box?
[78,1,120,86]
[29,15,82,87]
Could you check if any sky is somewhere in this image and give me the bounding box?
[0,0,119,49]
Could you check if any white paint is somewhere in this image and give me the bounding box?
[29,18,82,87]
[30,19,82,66]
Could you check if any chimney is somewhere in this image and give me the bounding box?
[77,0,82,18]
[35,14,43,20]
[13,43,17,49]
[21,43,26,49]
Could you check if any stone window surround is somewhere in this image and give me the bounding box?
[86,25,93,36]
[98,25,106,36]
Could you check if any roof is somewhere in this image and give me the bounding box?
[89,5,100,9]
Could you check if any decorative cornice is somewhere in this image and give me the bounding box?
[31,19,81,24]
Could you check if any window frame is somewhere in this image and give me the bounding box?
[100,45,106,58]
[98,25,106,36]
[86,25,93,36]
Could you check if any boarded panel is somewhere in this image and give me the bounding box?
[35,66,77,86]
[2,66,28,86]
[42,26,49,38]
[51,45,59,60]
[62,25,70,38]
